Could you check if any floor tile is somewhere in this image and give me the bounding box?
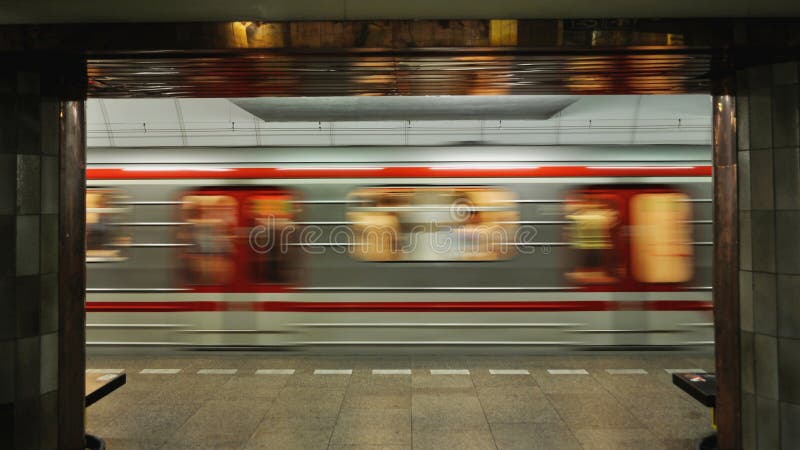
[329,408,411,446]
[571,427,673,450]
[244,417,335,450]
[477,386,561,424]
[412,392,489,431]
[490,422,582,450]
[547,393,645,429]
[266,387,346,418]
[413,427,497,450]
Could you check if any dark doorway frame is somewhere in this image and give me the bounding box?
[6,18,787,449]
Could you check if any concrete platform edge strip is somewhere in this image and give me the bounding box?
[665,368,707,374]
[606,369,648,374]
[197,369,238,375]
[139,369,181,374]
[313,369,353,375]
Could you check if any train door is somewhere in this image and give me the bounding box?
[243,192,303,288]
[178,188,301,346]
[178,187,302,292]
[565,186,695,346]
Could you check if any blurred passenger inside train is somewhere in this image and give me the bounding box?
[565,196,620,284]
[180,195,237,285]
[565,190,694,285]
[348,187,518,262]
[629,192,693,283]
[86,189,129,262]
[248,193,300,284]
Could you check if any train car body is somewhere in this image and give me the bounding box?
[86,145,713,350]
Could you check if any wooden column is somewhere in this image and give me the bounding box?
[712,80,741,450]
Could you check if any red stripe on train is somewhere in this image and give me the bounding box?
[85,300,713,313]
[86,165,712,180]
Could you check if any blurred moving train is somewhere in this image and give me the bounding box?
[86,145,713,350]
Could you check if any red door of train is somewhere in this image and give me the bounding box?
[177,187,302,293]
[565,186,694,292]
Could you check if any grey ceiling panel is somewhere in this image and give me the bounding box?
[232,96,577,122]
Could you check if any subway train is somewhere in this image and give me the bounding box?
[85,145,714,350]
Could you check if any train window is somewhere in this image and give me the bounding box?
[564,194,623,284]
[86,189,129,262]
[179,194,238,285]
[630,193,693,283]
[347,187,519,261]
[246,193,302,284]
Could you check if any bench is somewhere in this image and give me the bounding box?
[85,372,127,449]
[672,372,717,450]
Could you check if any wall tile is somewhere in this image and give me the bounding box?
[15,154,40,215]
[755,333,779,400]
[0,214,14,278]
[753,272,777,336]
[0,340,13,404]
[13,396,40,450]
[39,273,57,334]
[748,65,773,89]
[15,214,39,276]
[39,213,57,275]
[738,91,751,151]
[779,337,800,404]
[750,149,774,210]
[774,147,800,210]
[776,211,800,275]
[39,390,57,450]
[0,402,13,449]
[756,396,780,450]
[782,401,800,449]
[740,211,753,271]
[741,330,755,394]
[15,96,42,156]
[742,391,757,450]
[0,97,18,154]
[0,277,14,341]
[777,274,800,339]
[773,83,800,148]
[749,87,774,150]
[740,270,754,332]
[40,99,59,156]
[14,274,40,339]
[39,156,57,215]
[16,72,40,96]
[14,336,40,402]
[773,62,799,85]
[0,154,15,215]
[751,210,776,273]
[39,333,57,395]
[739,150,752,211]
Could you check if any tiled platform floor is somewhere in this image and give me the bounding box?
[86,352,715,450]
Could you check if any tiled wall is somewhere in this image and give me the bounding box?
[738,61,800,449]
[0,68,61,449]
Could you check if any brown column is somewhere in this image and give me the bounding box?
[0,55,86,450]
[712,80,742,450]
[58,99,86,450]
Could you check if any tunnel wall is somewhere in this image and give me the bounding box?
[0,59,86,450]
[737,61,800,449]
[0,66,62,450]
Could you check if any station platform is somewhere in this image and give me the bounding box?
[86,352,715,450]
